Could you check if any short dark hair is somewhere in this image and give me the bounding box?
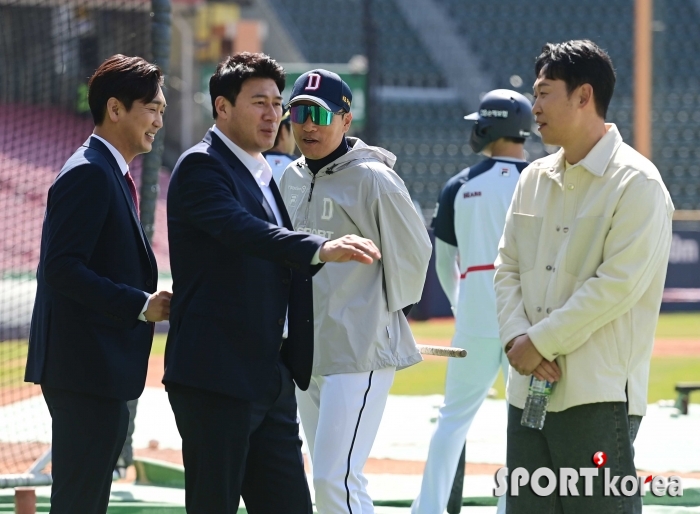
[503,137,526,145]
[535,40,616,118]
[209,53,286,119]
[274,119,291,148]
[88,54,163,125]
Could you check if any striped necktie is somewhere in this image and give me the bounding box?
[125,171,140,218]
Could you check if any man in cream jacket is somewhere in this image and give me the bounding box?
[495,40,673,514]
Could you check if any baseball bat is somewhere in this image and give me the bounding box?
[417,344,467,358]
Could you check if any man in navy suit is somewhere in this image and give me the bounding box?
[165,52,381,514]
[25,54,172,514]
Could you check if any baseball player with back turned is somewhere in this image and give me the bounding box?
[279,69,432,514]
[411,90,532,514]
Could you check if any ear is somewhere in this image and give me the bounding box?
[105,97,121,123]
[342,111,353,133]
[214,96,230,120]
[578,84,594,110]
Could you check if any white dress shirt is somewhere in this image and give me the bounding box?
[90,134,151,322]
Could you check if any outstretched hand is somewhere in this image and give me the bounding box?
[319,234,381,264]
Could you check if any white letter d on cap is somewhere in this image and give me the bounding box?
[306,73,322,90]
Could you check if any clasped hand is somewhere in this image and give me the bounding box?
[506,334,561,383]
[144,290,172,322]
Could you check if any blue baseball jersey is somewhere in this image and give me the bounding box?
[432,157,528,337]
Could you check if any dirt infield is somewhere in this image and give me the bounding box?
[0,384,42,407]
[146,355,165,388]
[3,352,700,480]
[3,337,699,479]
[135,340,700,480]
[652,338,700,357]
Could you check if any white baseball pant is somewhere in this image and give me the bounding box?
[411,336,508,514]
[297,367,395,514]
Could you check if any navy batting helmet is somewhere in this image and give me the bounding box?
[465,89,532,154]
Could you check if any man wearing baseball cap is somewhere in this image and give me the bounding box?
[279,69,432,514]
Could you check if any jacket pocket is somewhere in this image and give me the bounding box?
[512,213,543,274]
[603,322,620,364]
[565,216,613,280]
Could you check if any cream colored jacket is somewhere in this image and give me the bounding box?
[494,124,674,416]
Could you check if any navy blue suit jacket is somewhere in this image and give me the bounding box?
[25,137,158,400]
[164,130,325,401]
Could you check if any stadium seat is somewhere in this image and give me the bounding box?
[268,0,700,210]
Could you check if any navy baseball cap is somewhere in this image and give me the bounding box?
[288,69,352,113]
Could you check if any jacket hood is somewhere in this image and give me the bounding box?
[299,137,397,177]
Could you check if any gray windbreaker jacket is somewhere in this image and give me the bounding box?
[279,138,432,375]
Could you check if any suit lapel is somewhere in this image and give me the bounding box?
[259,194,278,225]
[84,137,152,258]
[206,131,278,224]
[269,179,293,229]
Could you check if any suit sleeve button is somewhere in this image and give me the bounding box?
[282,278,290,285]
[278,318,285,326]
[146,279,153,287]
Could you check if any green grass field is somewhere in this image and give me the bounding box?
[397,313,700,401]
[390,355,700,404]
[654,312,700,338]
[2,313,699,402]
[411,312,700,340]
[0,341,28,389]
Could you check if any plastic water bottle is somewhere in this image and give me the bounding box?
[521,377,553,429]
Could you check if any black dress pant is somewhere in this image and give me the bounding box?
[166,360,312,514]
[42,385,130,514]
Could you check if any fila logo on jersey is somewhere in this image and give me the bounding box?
[305,73,322,91]
[463,191,482,199]
[501,167,510,177]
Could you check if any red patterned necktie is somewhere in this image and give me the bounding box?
[126,170,152,332]
[125,171,140,218]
